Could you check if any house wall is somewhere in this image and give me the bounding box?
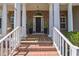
[73,6,79,31]
[27,11,49,33]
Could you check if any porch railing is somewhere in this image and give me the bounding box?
[53,27,79,56]
[0,26,21,56]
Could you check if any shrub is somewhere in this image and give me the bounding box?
[63,32,79,47]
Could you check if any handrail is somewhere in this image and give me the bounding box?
[0,26,21,56]
[54,27,79,49]
[0,26,20,43]
[53,27,79,56]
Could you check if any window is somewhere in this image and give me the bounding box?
[60,16,66,30]
[10,16,14,29]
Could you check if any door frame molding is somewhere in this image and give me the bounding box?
[33,15,44,33]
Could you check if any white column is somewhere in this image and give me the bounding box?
[2,4,7,36]
[48,3,53,37]
[22,4,27,37]
[68,4,73,32]
[54,3,60,30]
[14,3,21,28]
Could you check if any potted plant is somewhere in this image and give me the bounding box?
[29,21,33,34]
[44,22,48,34]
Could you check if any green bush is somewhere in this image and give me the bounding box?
[63,32,79,47]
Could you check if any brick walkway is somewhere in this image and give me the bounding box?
[12,34,59,56]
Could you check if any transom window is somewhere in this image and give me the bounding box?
[60,16,66,30]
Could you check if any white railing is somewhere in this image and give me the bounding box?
[0,26,21,56]
[53,27,79,56]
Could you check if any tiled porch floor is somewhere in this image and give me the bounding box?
[13,34,59,56]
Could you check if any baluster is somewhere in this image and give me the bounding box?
[62,38,64,56]
[53,29,55,42]
[15,31,17,48]
[14,32,16,49]
[11,33,14,49]
[18,28,20,46]
[65,43,68,56]
[1,42,3,56]
[69,46,72,56]
[16,30,19,46]
[70,47,77,56]
[56,31,57,45]
[67,45,70,56]
[58,35,60,49]
[63,40,66,56]
[5,39,8,56]
[9,36,11,55]
[59,36,61,52]
[61,37,62,55]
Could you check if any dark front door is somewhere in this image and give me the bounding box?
[36,17,41,33]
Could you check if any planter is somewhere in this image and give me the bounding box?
[44,28,48,34]
[29,28,33,34]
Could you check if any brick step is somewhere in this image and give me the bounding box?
[21,41,53,44]
[15,45,56,51]
[20,44,53,46]
[22,37,51,41]
[13,50,58,56]
[16,47,56,51]
[26,51,58,56]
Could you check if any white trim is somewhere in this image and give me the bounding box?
[33,15,43,17]
[33,16,44,33]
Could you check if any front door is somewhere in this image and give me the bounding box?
[36,17,41,33]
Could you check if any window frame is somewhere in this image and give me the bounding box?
[60,16,67,30]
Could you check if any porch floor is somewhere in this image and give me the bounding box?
[12,34,59,56]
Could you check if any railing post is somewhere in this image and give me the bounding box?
[5,39,8,56]
[70,47,77,56]
[9,36,11,55]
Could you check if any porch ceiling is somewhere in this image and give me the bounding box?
[26,3,49,11]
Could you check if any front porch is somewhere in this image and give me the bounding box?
[1,3,79,56]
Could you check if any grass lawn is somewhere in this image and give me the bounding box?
[63,32,79,47]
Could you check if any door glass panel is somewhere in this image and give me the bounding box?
[36,17,41,33]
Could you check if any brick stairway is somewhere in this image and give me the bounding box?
[12,34,59,56]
